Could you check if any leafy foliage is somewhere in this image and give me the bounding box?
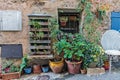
[19,55,28,72]
[2,59,20,73]
[77,0,106,44]
[29,20,44,40]
[54,34,86,61]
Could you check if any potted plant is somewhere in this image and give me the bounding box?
[41,65,49,73]
[80,53,88,74]
[29,20,44,40]
[33,64,42,74]
[2,59,21,80]
[54,34,86,74]
[48,18,64,73]
[59,16,68,26]
[69,16,77,21]
[20,55,32,74]
[102,54,109,70]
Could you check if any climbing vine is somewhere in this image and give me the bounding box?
[77,0,107,44]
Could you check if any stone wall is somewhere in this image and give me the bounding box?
[0,0,120,55]
[0,0,78,55]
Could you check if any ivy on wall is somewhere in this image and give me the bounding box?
[77,0,109,44]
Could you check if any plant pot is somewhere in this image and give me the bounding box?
[65,60,82,74]
[69,16,76,21]
[49,58,64,73]
[80,69,87,74]
[103,61,109,70]
[41,65,49,73]
[60,21,67,27]
[24,67,32,74]
[33,64,41,74]
[2,72,20,80]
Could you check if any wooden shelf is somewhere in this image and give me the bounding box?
[28,54,53,59]
[30,40,51,44]
[28,14,52,59]
[30,46,51,49]
[30,52,51,55]
[30,28,50,32]
[60,27,76,30]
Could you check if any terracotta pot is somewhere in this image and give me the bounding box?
[60,21,66,27]
[33,65,42,74]
[80,69,87,74]
[65,60,82,74]
[69,16,76,21]
[103,61,109,70]
[49,58,64,73]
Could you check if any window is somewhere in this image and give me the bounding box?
[111,12,120,31]
[58,9,80,33]
[0,10,22,31]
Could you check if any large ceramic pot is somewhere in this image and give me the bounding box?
[65,60,82,74]
[49,58,64,73]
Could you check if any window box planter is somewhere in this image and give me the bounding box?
[2,72,21,80]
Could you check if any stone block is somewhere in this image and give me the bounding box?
[87,68,105,76]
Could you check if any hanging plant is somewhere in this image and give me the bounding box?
[60,16,68,27]
[69,16,77,21]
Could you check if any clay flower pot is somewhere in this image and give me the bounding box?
[103,60,109,70]
[65,60,82,74]
[33,64,42,74]
[80,69,87,74]
[60,21,67,27]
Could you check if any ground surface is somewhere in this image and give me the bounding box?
[19,62,120,80]
[19,72,120,80]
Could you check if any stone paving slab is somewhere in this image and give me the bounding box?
[18,71,120,80]
[65,72,120,80]
[18,61,120,80]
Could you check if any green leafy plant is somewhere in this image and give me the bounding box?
[19,55,28,72]
[54,33,86,61]
[29,20,44,40]
[83,42,105,68]
[77,0,106,44]
[49,17,63,60]
[49,18,60,42]
[60,16,68,22]
[76,0,106,68]
[2,60,20,73]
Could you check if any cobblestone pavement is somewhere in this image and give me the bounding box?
[20,71,120,80]
[19,62,120,80]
